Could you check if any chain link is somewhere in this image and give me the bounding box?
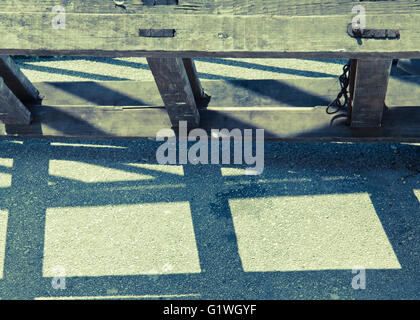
[326,61,351,115]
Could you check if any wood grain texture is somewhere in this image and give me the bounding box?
[0,56,40,103]
[147,57,200,127]
[1,77,419,141]
[182,58,210,108]
[350,59,392,127]
[2,104,420,142]
[32,78,420,109]
[0,0,418,15]
[0,77,32,125]
[0,12,419,58]
[347,58,357,125]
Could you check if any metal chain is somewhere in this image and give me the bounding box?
[326,61,351,114]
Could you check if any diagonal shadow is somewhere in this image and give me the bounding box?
[2,78,338,139]
[225,79,332,107]
[369,187,420,274]
[0,139,419,299]
[72,57,336,81]
[1,53,419,299]
[92,57,245,81]
[42,77,335,110]
[195,58,338,78]
[43,82,150,106]
[18,63,130,81]
[5,106,112,137]
[390,74,420,86]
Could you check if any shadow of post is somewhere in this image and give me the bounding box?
[0,140,418,299]
[1,140,50,299]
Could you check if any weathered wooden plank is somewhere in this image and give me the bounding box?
[32,77,420,109]
[1,77,420,141]
[0,0,418,16]
[0,77,32,125]
[182,58,210,108]
[30,78,339,109]
[0,56,40,103]
[350,59,392,127]
[347,58,357,125]
[147,57,200,127]
[2,104,420,142]
[0,13,419,58]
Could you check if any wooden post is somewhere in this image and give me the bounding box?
[147,57,200,128]
[182,58,210,108]
[0,56,40,103]
[350,59,392,128]
[0,76,32,125]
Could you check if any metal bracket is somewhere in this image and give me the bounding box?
[347,23,400,40]
[139,29,176,37]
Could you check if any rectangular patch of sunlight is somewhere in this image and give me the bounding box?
[0,158,13,188]
[0,210,8,279]
[229,193,401,272]
[195,58,344,80]
[42,202,200,277]
[48,160,184,183]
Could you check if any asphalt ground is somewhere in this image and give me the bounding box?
[0,57,418,299]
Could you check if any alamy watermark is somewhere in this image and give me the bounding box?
[155,121,265,175]
[52,5,66,30]
[352,5,366,31]
[51,265,66,290]
[351,266,366,290]
[49,3,368,35]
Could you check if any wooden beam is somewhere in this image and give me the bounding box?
[0,13,419,59]
[346,58,357,125]
[0,0,418,16]
[0,77,32,125]
[32,78,420,109]
[1,77,420,141]
[0,56,40,103]
[182,58,210,108]
[147,57,200,127]
[350,59,392,127]
[2,104,420,142]
[32,78,340,108]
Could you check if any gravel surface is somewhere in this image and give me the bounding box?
[13,56,347,82]
[0,57,418,300]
